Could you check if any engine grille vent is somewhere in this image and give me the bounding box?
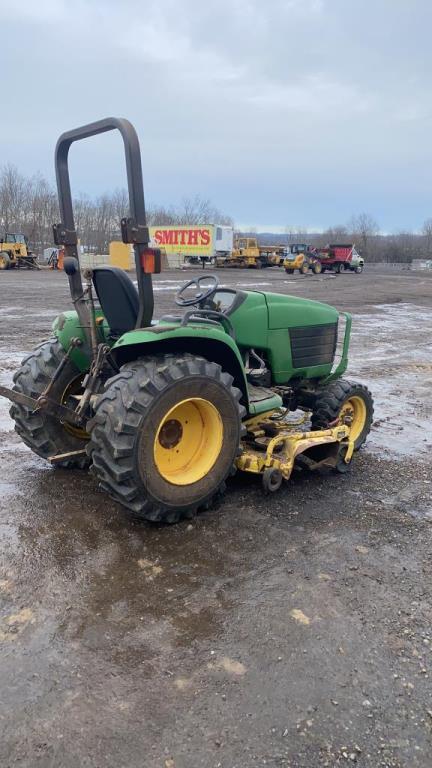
[289,322,338,368]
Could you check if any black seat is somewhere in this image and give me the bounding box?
[92,266,139,336]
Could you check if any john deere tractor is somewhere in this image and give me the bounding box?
[0,118,373,523]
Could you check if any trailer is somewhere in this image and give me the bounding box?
[317,244,364,274]
[150,224,233,267]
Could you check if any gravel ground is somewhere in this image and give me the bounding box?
[0,266,431,768]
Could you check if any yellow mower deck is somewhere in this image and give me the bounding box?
[236,409,354,490]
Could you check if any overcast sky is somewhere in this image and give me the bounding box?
[1,0,431,232]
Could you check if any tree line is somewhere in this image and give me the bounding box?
[0,164,233,255]
[281,213,430,263]
[0,163,430,263]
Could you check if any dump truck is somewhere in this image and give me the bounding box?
[0,233,39,270]
[317,244,364,274]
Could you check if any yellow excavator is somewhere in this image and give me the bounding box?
[0,233,39,270]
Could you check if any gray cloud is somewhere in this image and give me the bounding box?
[0,0,431,230]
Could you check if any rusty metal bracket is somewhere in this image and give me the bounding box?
[120,217,149,245]
[52,224,78,247]
[0,385,84,427]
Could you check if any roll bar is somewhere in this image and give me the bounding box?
[53,117,155,331]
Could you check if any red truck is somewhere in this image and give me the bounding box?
[316,243,364,274]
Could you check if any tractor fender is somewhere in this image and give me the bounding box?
[52,310,109,372]
[112,326,250,409]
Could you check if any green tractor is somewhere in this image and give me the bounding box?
[0,118,373,524]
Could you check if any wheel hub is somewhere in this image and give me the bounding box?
[158,419,183,449]
[153,397,223,486]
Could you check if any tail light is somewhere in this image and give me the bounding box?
[140,247,161,274]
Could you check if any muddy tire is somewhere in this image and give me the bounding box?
[300,263,309,275]
[0,251,11,270]
[10,339,89,468]
[88,354,245,524]
[311,379,374,451]
[285,268,294,274]
[312,262,322,274]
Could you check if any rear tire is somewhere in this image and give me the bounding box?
[311,379,374,450]
[285,268,294,274]
[88,354,245,523]
[0,252,11,270]
[312,262,322,274]
[10,339,90,467]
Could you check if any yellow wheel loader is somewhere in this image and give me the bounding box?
[0,233,39,270]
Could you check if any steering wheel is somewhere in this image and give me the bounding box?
[175,274,220,307]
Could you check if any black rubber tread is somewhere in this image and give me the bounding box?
[310,379,374,451]
[87,353,246,524]
[10,338,89,468]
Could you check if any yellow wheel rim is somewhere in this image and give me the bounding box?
[339,396,367,443]
[154,397,223,485]
[60,374,89,440]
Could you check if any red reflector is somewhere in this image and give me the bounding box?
[140,247,161,274]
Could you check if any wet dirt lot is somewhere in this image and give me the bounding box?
[0,266,432,768]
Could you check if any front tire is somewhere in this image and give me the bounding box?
[88,354,245,523]
[0,252,11,270]
[10,339,90,467]
[311,379,374,450]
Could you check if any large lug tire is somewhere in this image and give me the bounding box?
[285,268,294,274]
[300,263,309,275]
[312,262,322,274]
[10,339,90,468]
[0,251,11,270]
[311,379,374,451]
[87,354,246,524]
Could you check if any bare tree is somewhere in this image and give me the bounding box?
[0,164,28,232]
[421,217,432,256]
[348,213,380,257]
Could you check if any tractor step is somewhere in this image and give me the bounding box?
[247,384,283,415]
